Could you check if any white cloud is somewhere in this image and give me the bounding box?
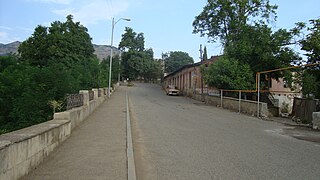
[0,26,12,30]
[0,31,20,43]
[52,8,75,17]
[52,0,129,25]
[28,0,73,4]
[17,27,34,32]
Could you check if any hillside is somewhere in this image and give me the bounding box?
[0,41,120,60]
[0,41,21,56]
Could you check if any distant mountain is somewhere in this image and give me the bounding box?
[93,44,120,61]
[0,41,21,56]
[0,41,120,61]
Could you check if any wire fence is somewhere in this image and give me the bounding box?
[66,94,84,110]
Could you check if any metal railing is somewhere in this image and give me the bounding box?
[66,94,84,110]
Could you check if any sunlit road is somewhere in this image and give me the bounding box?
[128,83,320,180]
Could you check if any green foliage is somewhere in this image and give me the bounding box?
[0,55,18,72]
[300,19,320,64]
[194,1,305,90]
[119,27,145,52]
[163,51,194,73]
[225,24,301,80]
[193,0,277,45]
[19,16,94,68]
[203,57,254,90]
[0,62,51,131]
[119,28,161,81]
[0,15,104,133]
[298,18,320,99]
[203,46,208,61]
[102,55,121,84]
[301,71,320,98]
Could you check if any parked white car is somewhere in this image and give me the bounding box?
[165,85,180,96]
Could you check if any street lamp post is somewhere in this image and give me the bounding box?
[108,17,130,97]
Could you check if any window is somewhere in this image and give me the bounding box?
[283,80,288,88]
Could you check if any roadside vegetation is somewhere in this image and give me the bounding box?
[1,0,319,134]
[0,15,114,134]
[193,0,319,98]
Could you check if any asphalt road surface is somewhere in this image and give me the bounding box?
[127,83,320,180]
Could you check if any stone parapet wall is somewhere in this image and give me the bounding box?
[0,86,112,180]
[312,112,320,130]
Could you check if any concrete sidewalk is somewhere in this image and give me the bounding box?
[21,87,128,180]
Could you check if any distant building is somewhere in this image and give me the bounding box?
[164,56,301,115]
[268,77,302,114]
[163,56,219,96]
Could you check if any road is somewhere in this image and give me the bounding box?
[127,83,320,180]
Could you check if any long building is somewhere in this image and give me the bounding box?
[163,56,219,96]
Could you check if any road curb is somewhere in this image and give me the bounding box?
[126,91,136,180]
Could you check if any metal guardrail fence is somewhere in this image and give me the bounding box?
[66,94,84,110]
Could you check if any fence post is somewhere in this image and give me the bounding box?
[92,89,99,100]
[239,91,241,113]
[220,89,223,108]
[79,90,89,106]
[257,73,260,118]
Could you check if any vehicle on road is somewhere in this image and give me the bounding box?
[165,85,180,96]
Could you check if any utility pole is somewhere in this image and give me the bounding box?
[118,50,122,85]
[108,17,130,97]
[199,44,204,95]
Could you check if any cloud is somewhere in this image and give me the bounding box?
[52,0,129,25]
[28,0,73,4]
[17,27,34,32]
[0,26,13,30]
[0,31,20,43]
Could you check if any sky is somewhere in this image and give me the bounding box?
[0,0,319,61]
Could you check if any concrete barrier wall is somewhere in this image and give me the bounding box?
[0,87,111,180]
[0,120,71,180]
[54,89,107,130]
[191,94,269,117]
[313,112,320,130]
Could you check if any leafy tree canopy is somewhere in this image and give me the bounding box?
[194,0,306,89]
[301,19,320,64]
[163,51,194,73]
[193,0,277,45]
[1,15,105,134]
[203,56,254,90]
[118,27,161,81]
[119,27,145,52]
[299,18,320,98]
[203,46,208,61]
[18,15,95,67]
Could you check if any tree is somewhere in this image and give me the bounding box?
[193,0,277,46]
[119,27,161,81]
[299,18,320,98]
[203,46,208,61]
[164,51,194,73]
[119,27,145,52]
[1,15,103,134]
[225,24,301,80]
[301,19,320,64]
[194,1,304,88]
[301,72,319,98]
[19,15,95,68]
[203,56,254,90]
[101,55,121,86]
